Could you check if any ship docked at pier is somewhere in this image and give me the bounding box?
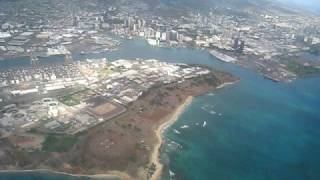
[209,50,237,63]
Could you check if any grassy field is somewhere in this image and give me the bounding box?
[42,135,77,152]
[99,67,116,77]
[59,95,81,106]
[59,89,94,106]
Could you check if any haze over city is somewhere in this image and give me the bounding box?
[0,0,319,180]
[279,0,320,14]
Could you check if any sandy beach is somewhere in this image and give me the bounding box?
[149,81,237,180]
[216,80,239,90]
[150,96,194,180]
[0,169,131,180]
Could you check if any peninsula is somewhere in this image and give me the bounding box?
[0,58,238,179]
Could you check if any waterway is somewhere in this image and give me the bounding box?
[0,39,319,180]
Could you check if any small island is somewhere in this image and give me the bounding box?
[0,59,238,179]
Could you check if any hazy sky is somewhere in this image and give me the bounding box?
[278,0,320,13]
[279,0,318,4]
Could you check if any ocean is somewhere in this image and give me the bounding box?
[162,72,320,180]
[0,39,319,180]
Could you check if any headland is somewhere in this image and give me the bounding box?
[0,58,238,180]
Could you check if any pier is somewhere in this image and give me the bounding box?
[30,55,39,66]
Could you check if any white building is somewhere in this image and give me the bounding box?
[0,32,11,38]
[10,88,39,96]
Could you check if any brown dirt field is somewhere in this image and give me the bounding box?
[86,98,126,119]
[64,71,237,178]
[7,134,44,150]
[91,102,117,115]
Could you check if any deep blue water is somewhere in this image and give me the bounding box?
[0,39,319,180]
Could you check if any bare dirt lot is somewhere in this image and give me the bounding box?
[86,97,126,119]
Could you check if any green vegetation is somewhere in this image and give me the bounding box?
[146,163,156,179]
[99,67,116,77]
[42,135,77,152]
[284,61,320,76]
[191,73,219,86]
[59,95,81,106]
[27,128,39,134]
[59,89,93,106]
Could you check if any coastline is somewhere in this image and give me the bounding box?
[150,96,194,180]
[216,80,239,90]
[0,169,131,180]
[149,80,238,180]
[0,77,238,180]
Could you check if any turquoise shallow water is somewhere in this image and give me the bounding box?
[163,76,320,180]
[0,39,319,180]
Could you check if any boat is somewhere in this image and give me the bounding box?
[180,125,189,129]
[147,38,160,46]
[169,170,175,177]
[209,50,237,63]
[202,121,207,127]
[173,129,181,134]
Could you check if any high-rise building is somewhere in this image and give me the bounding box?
[133,24,137,31]
[169,30,178,41]
[126,16,133,28]
[141,19,146,28]
[239,40,245,52]
[73,16,77,27]
[137,19,142,29]
[161,32,167,41]
[165,31,170,42]
[155,31,161,40]
[233,38,239,49]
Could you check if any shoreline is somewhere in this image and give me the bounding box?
[150,96,194,180]
[216,80,239,90]
[149,80,238,180]
[0,81,237,180]
[0,169,131,180]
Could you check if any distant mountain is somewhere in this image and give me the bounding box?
[277,0,320,15]
[129,0,302,18]
[145,0,273,10]
[0,0,311,21]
